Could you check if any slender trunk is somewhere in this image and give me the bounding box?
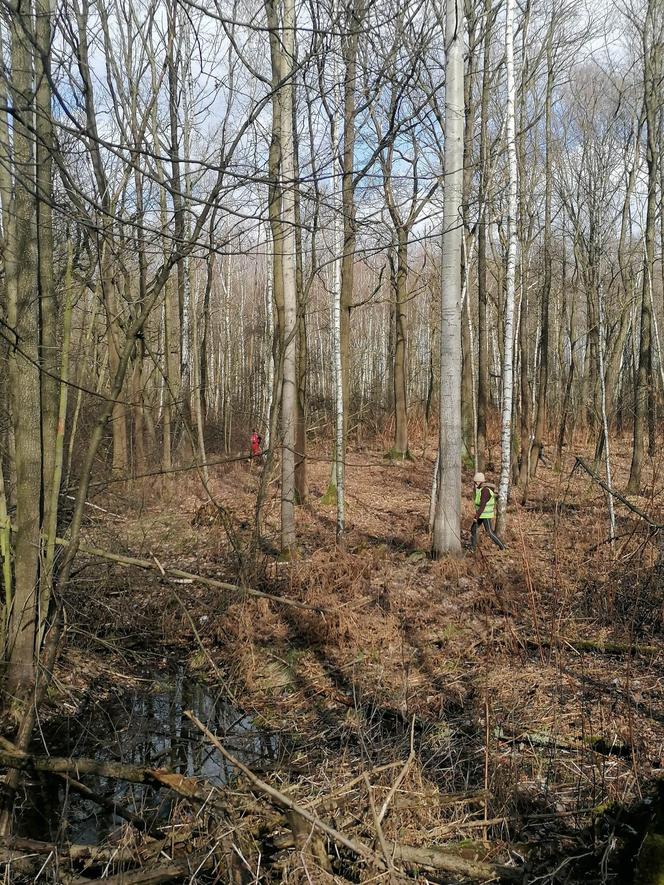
[531,30,553,475]
[496,0,517,535]
[293,80,307,502]
[167,0,186,391]
[264,230,275,449]
[41,252,73,631]
[280,0,297,553]
[393,228,409,457]
[339,0,363,444]
[265,0,285,456]
[36,0,58,536]
[476,0,492,471]
[517,283,530,492]
[628,17,658,493]
[597,274,616,541]
[332,142,345,536]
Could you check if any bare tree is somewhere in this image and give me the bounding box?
[432,0,464,557]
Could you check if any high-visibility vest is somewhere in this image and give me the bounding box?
[474,485,495,519]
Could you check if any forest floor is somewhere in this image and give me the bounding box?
[30,430,664,883]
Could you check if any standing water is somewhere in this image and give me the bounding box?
[20,667,281,844]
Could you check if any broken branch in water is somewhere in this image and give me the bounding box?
[0,747,222,809]
[55,772,152,833]
[185,710,384,866]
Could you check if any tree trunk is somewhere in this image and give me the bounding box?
[293,80,307,503]
[517,284,531,494]
[393,228,409,458]
[5,5,40,702]
[432,0,464,557]
[476,0,492,471]
[496,0,518,536]
[531,28,554,475]
[628,9,658,494]
[339,0,364,444]
[280,0,297,554]
[36,0,58,540]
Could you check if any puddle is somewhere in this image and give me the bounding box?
[20,667,282,844]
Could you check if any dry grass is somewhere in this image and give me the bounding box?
[52,430,664,882]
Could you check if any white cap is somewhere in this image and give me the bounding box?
[473,472,485,484]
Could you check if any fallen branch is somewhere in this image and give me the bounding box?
[63,852,216,885]
[493,727,631,759]
[185,711,384,867]
[526,634,660,658]
[0,749,224,809]
[385,840,520,881]
[55,773,152,833]
[54,537,329,613]
[572,458,664,529]
[186,712,521,882]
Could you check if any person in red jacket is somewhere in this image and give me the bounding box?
[470,472,506,551]
[250,430,262,460]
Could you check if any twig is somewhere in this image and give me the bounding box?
[572,458,663,529]
[377,716,415,825]
[304,762,403,810]
[363,772,399,879]
[65,495,124,520]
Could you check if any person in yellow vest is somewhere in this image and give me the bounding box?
[471,472,506,551]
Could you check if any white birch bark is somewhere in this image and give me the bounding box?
[496,0,518,533]
[280,0,297,553]
[331,8,345,537]
[432,0,464,556]
[264,223,274,450]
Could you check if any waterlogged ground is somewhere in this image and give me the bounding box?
[22,667,284,844]
[37,433,664,882]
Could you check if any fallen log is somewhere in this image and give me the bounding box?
[386,840,520,881]
[0,835,138,864]
[493,727,632,759]
[526,635,660,658]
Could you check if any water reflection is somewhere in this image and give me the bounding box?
[21,668,280,844]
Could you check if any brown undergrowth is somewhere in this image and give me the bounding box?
[36,433,664,882]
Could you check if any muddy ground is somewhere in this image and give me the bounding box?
[30,432,664,882]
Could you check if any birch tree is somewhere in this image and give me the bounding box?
[496,0,518,535]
